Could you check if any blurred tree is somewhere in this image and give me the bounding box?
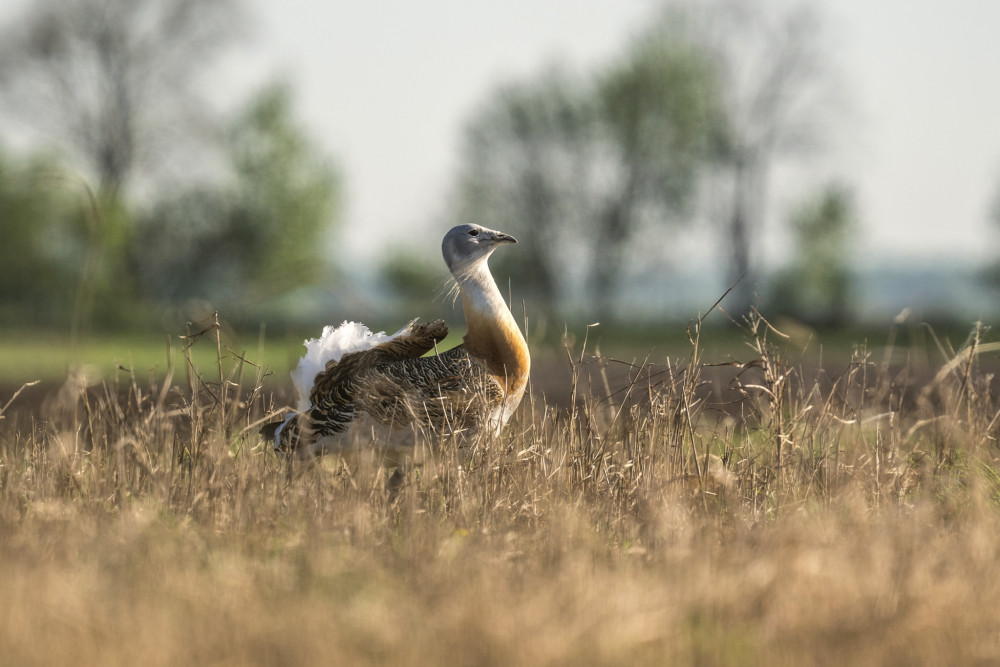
[769,183,855,326]
[228,82,341,298]
[454,37,717,322]
[454,67,597,314]
[0,0,244,333]
[0,149,82,327]
[379,247,443,312]
[983,177,1000,287]
[131,82,341,322]
[451,2,838,323]
[690,0,838,313]
[0,0,242,197]
[593,22,719,319]
[131,188,248,307]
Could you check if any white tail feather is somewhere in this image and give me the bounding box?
[289,320,414,411]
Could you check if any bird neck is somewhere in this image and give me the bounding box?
[458,261,530,392]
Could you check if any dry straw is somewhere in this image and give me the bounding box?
[2,311,1000,664]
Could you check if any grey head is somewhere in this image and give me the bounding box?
[441,223,517,275]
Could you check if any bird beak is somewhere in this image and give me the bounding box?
[491,232,517,245]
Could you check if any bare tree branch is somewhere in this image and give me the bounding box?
[0,0,244,195]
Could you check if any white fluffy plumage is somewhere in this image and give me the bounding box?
[289,320,414,411]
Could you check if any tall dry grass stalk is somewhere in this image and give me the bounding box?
[2,312,1000,665]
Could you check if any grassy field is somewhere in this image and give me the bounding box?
[2,314,1000,665]
[0,326,298,387]
[0,316,963,388]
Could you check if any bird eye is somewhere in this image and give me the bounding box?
[468,229,479,237]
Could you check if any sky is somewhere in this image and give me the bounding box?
[231,0,1000,270]
[4,1,1000,270]
[829,0,1000,264]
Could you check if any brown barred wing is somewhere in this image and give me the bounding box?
[356,346,504,434]
[274,320,449,455]
[283,344,502,456]
[305,319,450,434]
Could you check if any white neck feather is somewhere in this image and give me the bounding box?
[458,260,512,320]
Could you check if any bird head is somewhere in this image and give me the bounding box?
[441,223,517,275]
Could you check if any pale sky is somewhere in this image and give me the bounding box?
[4,1,1000,270]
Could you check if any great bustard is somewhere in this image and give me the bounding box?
[269,223,530,457]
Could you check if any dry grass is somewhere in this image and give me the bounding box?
[3,313,1000,665]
